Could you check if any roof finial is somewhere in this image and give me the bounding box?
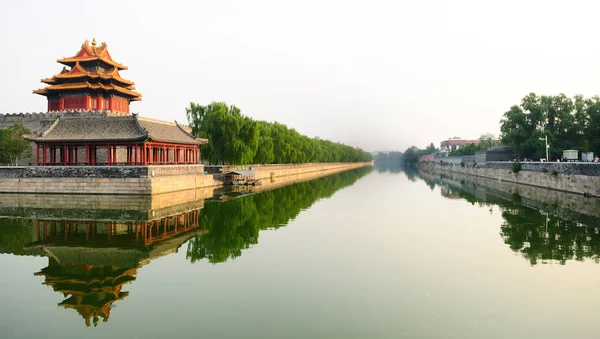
[91,38,97,46]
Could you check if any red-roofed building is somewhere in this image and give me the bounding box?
[440,138,480,153]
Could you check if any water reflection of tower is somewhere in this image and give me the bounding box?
[28,209,202,327]
[36,258,135,327]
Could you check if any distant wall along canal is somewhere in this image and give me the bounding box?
[2,166,600,338]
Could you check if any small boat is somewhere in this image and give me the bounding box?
[223,170,257,186]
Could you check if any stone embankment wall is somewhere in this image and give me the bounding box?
[0,162,371,195]
[222,163,371,196]
[0,165,216,195]
[222,162,371,180]
[422,161,600,197]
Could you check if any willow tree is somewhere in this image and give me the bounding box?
[186,101,372,165]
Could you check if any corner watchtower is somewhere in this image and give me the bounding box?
[33,39,142,115]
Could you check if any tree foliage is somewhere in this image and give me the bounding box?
[400,142,438,165]
[186,102,372,165]
[185,167,372,264]
[0,123,32,165]
[500,93,600,159]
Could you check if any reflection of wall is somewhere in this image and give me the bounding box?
[0,188,214,221]
[434,170,600,224]
[424,162,600,197]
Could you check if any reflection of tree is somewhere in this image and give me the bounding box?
[186,167,372,264]
[0,218,35,255]
[500,207,600,265]
[374,162,404,173]
[402,166,418,182]
[422,171,600,265]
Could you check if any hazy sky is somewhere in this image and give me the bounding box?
[1,0,599,152]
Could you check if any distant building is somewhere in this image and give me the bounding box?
[440,138,480,153]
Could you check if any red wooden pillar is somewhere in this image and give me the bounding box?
[107,144,112,165]
[35,145,40,165]
[42,145,47,165]
[59,97,65,111]
[113,146,118,164]
[85,145,89,165]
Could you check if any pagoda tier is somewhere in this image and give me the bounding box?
[33,39,142,114]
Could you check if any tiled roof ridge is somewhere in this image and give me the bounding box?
[39,117,60,137]
[174,121,199,140]
[136,116,178,126]
[132,114,150,138]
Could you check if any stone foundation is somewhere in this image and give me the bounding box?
[0,165,215,195]
[0,162,372,195]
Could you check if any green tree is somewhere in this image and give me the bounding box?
[478,133,498,150]
[186,101,372,165]
[0,123,32,165]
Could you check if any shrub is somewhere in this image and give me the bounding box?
[541,168,548,173]
[460,161,465,168]
[511,161,522,173]
[551,169,558,176]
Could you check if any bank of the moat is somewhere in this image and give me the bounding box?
[420,161,600,197]
[0,162,372,195]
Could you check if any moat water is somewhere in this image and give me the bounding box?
[2,166,600,339]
